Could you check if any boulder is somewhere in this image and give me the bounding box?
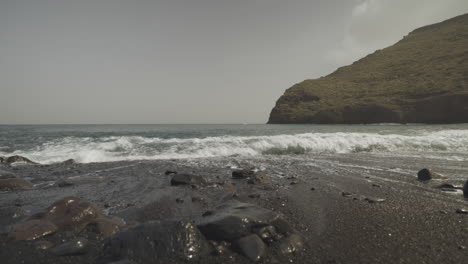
[4,155,38,165]
[233,234,266,262]
[197,201,290,241]
[417,168,432,181]
[103,220,208,263]
[49,238,89,256]
[170,173,206,186]
[0,178,33,191]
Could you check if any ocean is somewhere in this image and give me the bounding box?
[1,124,468,164]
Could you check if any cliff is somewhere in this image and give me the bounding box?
[268,13,468,124]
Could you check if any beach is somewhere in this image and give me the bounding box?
[1,149,467,263]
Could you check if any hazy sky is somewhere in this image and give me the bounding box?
[1,0,468,124]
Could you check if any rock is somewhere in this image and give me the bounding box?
[34,240,54,250]
[372,183,382,188]
[233,234,266,262]
[0,178,33,190]
[56,179,74,187]
[456,209,468,214]
[103,220,207,263]
[9,219,58,240]
[87,218,123,238]
[165,170,177,175]
[4,155,38,165]
[170,173,206,186]
[232,169,255,179]
[365,197,386,204]
[464,180,468,198]
[435,183,456,189]
[197,201,290,241]
[29,196,103,231]
[341,192,352,197]
[417,168,432,181]
[62,159,76,165]
[49,238,89,256]
[246,171,269,185]
[248,193,261,199]
[253,225,282,244]
[278,234,304,255]
[0,170,16,179]
[209,240,230,256]
[310,187,316,191]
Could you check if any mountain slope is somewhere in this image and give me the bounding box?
[268,13,468,124]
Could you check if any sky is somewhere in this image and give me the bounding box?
[1,0,468,124]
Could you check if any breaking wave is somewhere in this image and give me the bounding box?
[2,130,468,164]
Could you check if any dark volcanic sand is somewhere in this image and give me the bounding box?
[0,153,467,263]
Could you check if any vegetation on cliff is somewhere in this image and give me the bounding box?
[268,13,468,124]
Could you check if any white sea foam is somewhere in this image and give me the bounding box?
[2,130,468,164]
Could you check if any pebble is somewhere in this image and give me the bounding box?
[233,234,266,262]
[365,197,385,204]
[455,209,468,214]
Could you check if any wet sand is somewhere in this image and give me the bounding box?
[0,153,467,263]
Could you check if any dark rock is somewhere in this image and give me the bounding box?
[0,170,16,179]
[197,201,289,241]
[372,183,382,188]
[4,155,38,165]
[417,168,432,181]
[87,218,123,238]
[9,219,58,240]
[103,220,207,263]
[341,192,352,197]
[62,159,76,165]
[56,179,74,187]
[456,209,468,214]
[290,181,298,185]
[233,234,266,262]
[463,180,468,198]
[278,234,304,255]
[232,169,255,179]
[165,170,177,175]
[209,240,230,256]
[171,173,206,186]
[248,194,261,199]
[253,225,282,244]
[365,197,386,204]
[49,238,89,256]
[310,187,315,191]
[0,178,33,190]
[176,198,184,203]
[34,240,54,250]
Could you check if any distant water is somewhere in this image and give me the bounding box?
[1,124,468,164]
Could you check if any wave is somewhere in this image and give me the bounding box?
[1,130,468,164]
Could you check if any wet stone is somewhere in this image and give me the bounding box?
[253,225,282,244]
[49,238,89,256]
[87,218,123,238]
[417,168,432,181]
[197,201,288,241]
[456,209,468,214]
[234,234,266,262]
[171,173,206,186]
[232,169,255,179]
[34,240,54,250]
[365,197,386,204]
[209,240,230,256]
[278,234,304,255]
[103,220,207,263]
[0,178,33,191]
[9,219,58,241]
[341,192,353,197]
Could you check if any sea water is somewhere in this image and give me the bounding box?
[1,124,468,164]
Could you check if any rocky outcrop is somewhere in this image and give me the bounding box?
[268,13,468,124]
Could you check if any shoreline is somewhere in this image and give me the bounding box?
[1,154,467,263]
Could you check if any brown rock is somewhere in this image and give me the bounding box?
[0,178,33,191]
[9,219,58,240]
[30,196,103,231]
